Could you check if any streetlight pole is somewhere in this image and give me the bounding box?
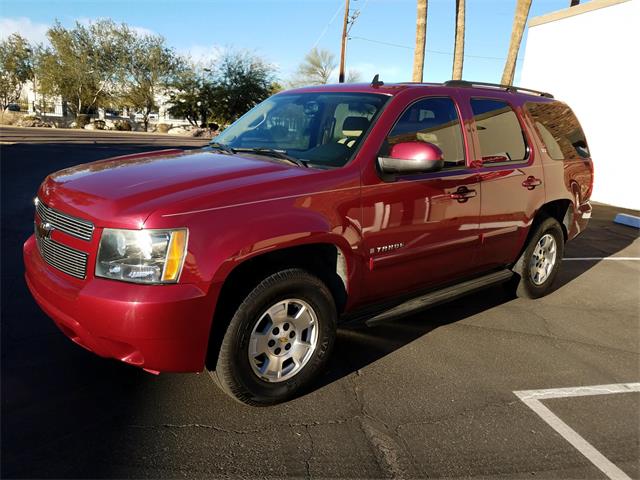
[199,67,212,128]
[25,47,37,114]
[338,0,350,83]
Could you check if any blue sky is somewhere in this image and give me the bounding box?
[1,0,572,84]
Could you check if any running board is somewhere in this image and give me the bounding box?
[366,269,513,326]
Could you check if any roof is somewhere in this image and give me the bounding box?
[283,80,554,99]
[529,0,631,27]
[282,82,408,96]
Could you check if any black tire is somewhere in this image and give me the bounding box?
[510,216,565,299]
[210,268,337,406]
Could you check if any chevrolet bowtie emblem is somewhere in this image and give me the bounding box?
[37,221,54,239]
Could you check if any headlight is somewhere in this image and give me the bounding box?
[96,228,188,284]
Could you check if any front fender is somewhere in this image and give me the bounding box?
[208,213,359,289]
[147,193,363,290]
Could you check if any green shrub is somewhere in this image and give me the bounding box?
[18,115,46,127]
[114,120,132,131]
[75,114,92,128]
[0,111,22,126]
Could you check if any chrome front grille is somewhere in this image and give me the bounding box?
[36,199,94,241]
[35,230,88,279]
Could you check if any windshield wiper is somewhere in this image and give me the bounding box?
[208,142,236,155]
[236,148,308,168]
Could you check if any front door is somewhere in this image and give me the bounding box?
[359,95,482,304]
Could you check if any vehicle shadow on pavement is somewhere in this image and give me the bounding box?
[1,138,207,479]
[318,203,639,392]
[323,285,515,388]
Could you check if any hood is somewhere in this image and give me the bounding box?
[39,148,308,228]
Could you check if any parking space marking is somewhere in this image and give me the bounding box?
[514,383,640,480]
[564,257,640,261]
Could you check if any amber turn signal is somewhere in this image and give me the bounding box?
[161,230,188,282]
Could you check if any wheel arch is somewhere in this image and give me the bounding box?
[538,198,572,241]
[204,241,351,371]
[512,198,571,271]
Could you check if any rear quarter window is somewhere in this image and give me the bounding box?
[525,102,590,160]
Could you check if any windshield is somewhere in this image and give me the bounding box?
[212,92,389,168]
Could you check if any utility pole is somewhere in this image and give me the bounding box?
[338,0,350,83]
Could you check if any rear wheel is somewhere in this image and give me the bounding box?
[210,268,336,406]
[510,216,565,299]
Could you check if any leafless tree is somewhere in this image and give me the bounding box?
[292,48,337,86]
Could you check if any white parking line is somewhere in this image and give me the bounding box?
[563,257,640,261]
[514,383,640,480]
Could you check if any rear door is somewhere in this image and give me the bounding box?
[468,97,545,269]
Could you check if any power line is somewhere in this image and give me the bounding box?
[349,35,506,61]
[344,0,369,39]
[359,0,372,16]
[312,1,344,49]
[349,36,412,50]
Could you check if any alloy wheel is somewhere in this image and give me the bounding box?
[247,299,318,383]
[529,233,557,286]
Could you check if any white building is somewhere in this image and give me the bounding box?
[521,0,639,210]
[19,81,191,127]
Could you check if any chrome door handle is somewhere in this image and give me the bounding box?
[450,187,477,202]
[522,176,542,190]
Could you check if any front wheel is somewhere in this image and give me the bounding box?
[510,216,565,299]
[210,269,337,406]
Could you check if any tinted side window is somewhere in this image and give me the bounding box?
[526,102,590,160]
[387,97,465,169]
[471,99,528,164]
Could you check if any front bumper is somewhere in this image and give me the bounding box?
[23,235,215,372]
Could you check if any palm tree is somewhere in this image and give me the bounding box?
[501,0,533,85]
[452,0,465,80]
[412,0,428,82]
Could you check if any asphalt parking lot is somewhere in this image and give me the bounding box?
[2,126,639,479]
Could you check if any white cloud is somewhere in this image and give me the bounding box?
[0,17,159,46]
[179,44,225,66]
[76,17,156,37]
[1,17,250,72]
[131,25,155,37]
[278,60,407,86]
[330,62,408,84]
[0,17,49,44]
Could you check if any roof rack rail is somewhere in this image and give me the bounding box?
[443,80,554,99]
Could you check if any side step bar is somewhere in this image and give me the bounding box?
[366,269,513,326]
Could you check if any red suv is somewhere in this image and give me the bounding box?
[24,79,593,405]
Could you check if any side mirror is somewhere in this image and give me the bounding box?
[378,141,444,177]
